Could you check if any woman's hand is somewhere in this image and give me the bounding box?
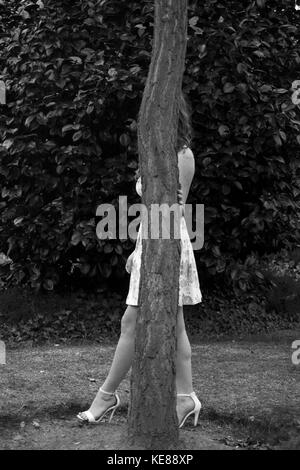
[177,185,185,216]
[125,252,134,274]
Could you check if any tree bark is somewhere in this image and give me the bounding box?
[128,0,188,450]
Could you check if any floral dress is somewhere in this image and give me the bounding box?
[126,176,202,306]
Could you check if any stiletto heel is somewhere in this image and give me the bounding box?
[77,387,120,425]
[193,407,201,427]
[108,402,118,423]
[177,391,201,428]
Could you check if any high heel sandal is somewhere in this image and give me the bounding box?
[177,391,201,428]
[77,387,120,424]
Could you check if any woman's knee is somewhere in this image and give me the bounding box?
[177,333,192,361]
[176,308,191,358]
[121,305,138,335]
[177,306,185,336]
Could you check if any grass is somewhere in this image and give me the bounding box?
[0,328,299,449]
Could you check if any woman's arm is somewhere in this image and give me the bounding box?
[125,251,134,273]
[178,147,195,204]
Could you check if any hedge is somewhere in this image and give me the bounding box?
[0,0,299,294]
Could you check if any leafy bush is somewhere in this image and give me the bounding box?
[264,273,300,322]
[0,0,299,294]
[0,287,125,344]
[1,285,298,346]
[259,248,300,323]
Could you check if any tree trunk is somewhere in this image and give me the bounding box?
[127,0,188,450]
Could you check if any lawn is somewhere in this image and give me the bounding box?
[0,329,299,450]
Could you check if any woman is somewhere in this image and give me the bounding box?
[77,91,202,428]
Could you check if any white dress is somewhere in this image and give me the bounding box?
[126,176,202,306]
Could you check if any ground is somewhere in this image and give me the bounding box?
[0,329,299,450]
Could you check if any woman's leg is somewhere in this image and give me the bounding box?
[87,304,195,422]
[87,305,138,418]
[175,306,193,393]
[175,306,196,423]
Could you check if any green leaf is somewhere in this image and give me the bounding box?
[189,16,199,27]
[233,181,243,190]
[222,185,231,195]
[43,279,54,291]
[273,134,282,146]
[71,232,81,246]
[62,124,80,135]
[104,244,113,254]
[223,83,235,94]
[202,157,212,167]
[25,115,35,128]
[69,56,82,64]
[119,133,130,147]
[99,263,112,278]
[218,125,230,137]
[72,131,83,142]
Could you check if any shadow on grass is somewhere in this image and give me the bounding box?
[203,405,299,446]
[1,399,298,448]
[0,400,128,431]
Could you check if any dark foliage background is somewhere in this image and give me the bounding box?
[0,0,299,300]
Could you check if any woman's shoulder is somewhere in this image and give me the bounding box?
[178,145,194,159]
[178,146,195,179]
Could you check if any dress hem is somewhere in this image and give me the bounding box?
[125,296,202,307]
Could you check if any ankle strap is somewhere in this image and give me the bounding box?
[100,387,116,396]
[177,391,196,397]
